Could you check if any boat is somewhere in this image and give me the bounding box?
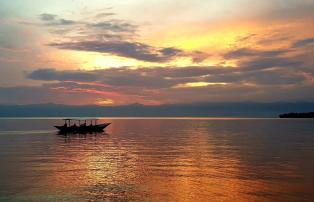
[55,119,111,133]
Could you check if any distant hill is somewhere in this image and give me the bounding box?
[1,102,314,117]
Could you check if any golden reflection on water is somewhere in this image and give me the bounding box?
[1,119,314,201]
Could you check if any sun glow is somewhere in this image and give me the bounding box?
[96,99,114,105]
[90,55,147,69]
[147,22,257,52]
[173,82,228,89]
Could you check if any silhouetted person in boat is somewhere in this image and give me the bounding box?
[54,119,110,133]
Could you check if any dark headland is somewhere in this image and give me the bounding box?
[279,112,314,118]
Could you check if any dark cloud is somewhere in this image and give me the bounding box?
[157,66,227,78]
[94,12,116,18]
[89,21,137,33]
[224,47,304,71]
[159,47,182,56]
[49,40,208,63]
[204,68,305,85]
[240,57,303,71]
[28,64,309,90]
[38,13,136,33]
[28,67,194,88]
[57,19,76,26]
[39,13,57,21]
[39,13,77,26]
[28,68,98,82]
[293,38,314,48]
[258,35,292,45]
[49,41,187,62]
[224,48,287,59]
[247,69,305,85]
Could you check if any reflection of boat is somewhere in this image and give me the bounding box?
[55,119,111,133]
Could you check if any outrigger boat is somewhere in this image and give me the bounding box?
[55,119,111,133]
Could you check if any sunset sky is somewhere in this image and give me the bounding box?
[1,0,314,105]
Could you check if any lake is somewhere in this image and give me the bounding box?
[0,118,314,201]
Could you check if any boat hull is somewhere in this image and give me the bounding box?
[54,123,111,133]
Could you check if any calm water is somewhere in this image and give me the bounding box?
[0,118,314,201]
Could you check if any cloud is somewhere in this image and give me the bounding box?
[204,68,306,85]
[88,21,137,33]
[28,63,309,90]
[39,13,76,26]
[2,59,313,105]
[28,68,98,82]
[38,12,136,34]
[39,13,57,21]
[28,67,193,88]
[224,48,287,59]
[240,57,303,71]
[224,47,304,71]
[94,12,115,18]
[37,12,208,62]
[49,41,188,62]
[293,38,314,48]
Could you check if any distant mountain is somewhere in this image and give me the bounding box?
[1,102,314,117]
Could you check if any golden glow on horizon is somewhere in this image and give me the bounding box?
[97,99,114,105]
[173,82,228,89]
[90,55,147,69]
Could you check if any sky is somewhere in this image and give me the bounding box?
[1,0,314,105]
